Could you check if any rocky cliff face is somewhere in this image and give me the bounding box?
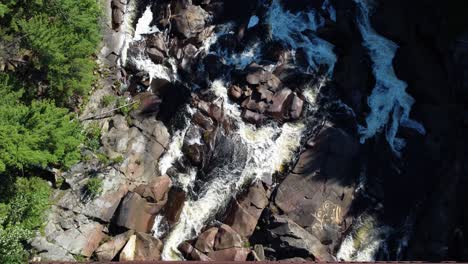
[32,0,468,262]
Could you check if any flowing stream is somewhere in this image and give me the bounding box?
[353,0,425,156]
[124,0,423,261]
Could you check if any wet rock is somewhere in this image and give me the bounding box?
[266,215,332,261]
[207,247,251,261]
[224,182,269,238]
[257,86,274,103]
[192,111,214,130]
[195,227,219,253]
[289,94,304,120]
[242,96,268,113]
[275,125,359,252]
[146,47,165,64]
[165,188,186,226]
[242,109,266,124]
[115,192,157,233]
[146,33,167,54]
[173,5,209,39]
[229,85,243,100]
[214,224,244,250]
[96,230,135,261]
[120,232,163,261]
[267,88,293,120]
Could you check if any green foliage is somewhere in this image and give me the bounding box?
[85,122,102,151]
[4,177,51,230]
[101,95,116,107]
[117,98,139,116]
[0,177,51,264]
[111,155,124,164]
[84,177,103,199]
[0,225,32,264]
[0,0,101,105]
[0,76,84,173]
[96,153,109,165]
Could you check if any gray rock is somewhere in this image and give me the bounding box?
[268,215,332,261]
[31,237,75,262]
[53,222,105,257]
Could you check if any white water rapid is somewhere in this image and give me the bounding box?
[267,0,337,74]
[159,80,306,260]
[353,0,425,155]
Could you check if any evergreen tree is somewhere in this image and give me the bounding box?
[0,75,83,173]
[0,0,101,105]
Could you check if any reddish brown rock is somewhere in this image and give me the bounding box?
[267,88,293,120]
[242,109,265,124]
[134,175,172,204]
[120,232,163,261]
[229,85,243,99]
[289,94,304,120]
[115,192,157,233]
[275,125,359,251]
[165,188,186,226]
[214,224,244,250]
[207,248,250,261]
[195,227,219,253]
[224,182,269,238]
[96,231,135,261]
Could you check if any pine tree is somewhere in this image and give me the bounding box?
[0,75,83,173]
[0,0,101,105]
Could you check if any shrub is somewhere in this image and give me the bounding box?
[117,98,139,116]
[0,177,51,264]
[84,178,103,199]
[101,95,116,107]
[85,122,102,151]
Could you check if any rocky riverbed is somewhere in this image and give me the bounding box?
[31,0,468,262]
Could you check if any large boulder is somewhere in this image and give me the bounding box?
[53,222,105,257]
[275,124,359,252]
[214,224,244,250]
[172,5,209,38]
[195,227,219,253]
[267,88,294,120]
[115,192,158,233]
[95,231,135,261]
[134,175,172,206]
[224,181,269,238]
[265,215,332,261]
[120,232,164,261]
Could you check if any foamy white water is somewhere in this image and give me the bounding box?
[354,0,425,155]
[161,80,306,260]
[267,0,336,74]
[337,215,392,261]
[134,5,160,41]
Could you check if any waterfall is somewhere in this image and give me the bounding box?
[160,80,306,260]
[122,0,337,261]
[353,0,425,155]
[134,5,160,41]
